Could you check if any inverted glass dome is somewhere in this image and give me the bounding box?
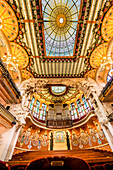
[51,86,66,95]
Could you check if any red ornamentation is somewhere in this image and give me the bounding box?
[104,8,107,12]
[37,15,40,19]
[82,16,84,20]
[19,31,22,34]
[12,5,16,10]
[19,24,22,29]
[83,7,86,11]
[16,13,20,17]
[36,5,39,10]
[100,16,103,20]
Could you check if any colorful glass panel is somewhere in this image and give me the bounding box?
[70,103,78,120]
[29,96,35,112]
[42,0,81,56]
[33,100,40,118]
[40,103,47,121]
[51,86,66,95]
[107,68,113,82]
[82,95,90,113]
[76,99,85,118]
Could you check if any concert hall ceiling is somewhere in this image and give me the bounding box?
[0,0,113,80]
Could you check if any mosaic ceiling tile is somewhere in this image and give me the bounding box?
[84,69,97,80]
[0,0,18,41]
[102,6,113,41]
[42,0,81,56]
[90,43,108,69]
[21,69,34,81]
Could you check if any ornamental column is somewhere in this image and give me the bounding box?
[90,89,113,151]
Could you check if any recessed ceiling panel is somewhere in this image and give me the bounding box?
[42,0,81,56]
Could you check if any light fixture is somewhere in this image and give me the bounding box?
[59,17,64,24]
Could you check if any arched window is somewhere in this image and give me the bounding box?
[107,68,113,82]
[70,103,78,120]
[40,103,47,121]
[33,100,40,119]
[82,95,90,113]
[76,99,85,118]
[29,96,35,112]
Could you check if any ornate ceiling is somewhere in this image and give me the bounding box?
[0,0,113,82]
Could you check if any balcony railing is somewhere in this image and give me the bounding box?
[46,119,73,129]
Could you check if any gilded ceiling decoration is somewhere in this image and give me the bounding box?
[42,0,81,56]
[101,6,113,42]
[90,43,108,69]
[10,42,29,69]
[21,70,34,81]
[36,85,80,103]
[0,0,18,41]
[84,69,96,80]
[85,0,113,75]
[1,0,112,79]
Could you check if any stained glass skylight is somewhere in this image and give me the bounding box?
[42,0,81,56]
[51,86,66,95]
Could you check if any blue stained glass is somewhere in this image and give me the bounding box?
[70,103,78,120]
[29,96,35,111]
[107,68,113,82]
[82,95,90,113]
[76,99,85,118]
[40,103,47,121]
[42,0,81,56]
[36,100,40,114]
